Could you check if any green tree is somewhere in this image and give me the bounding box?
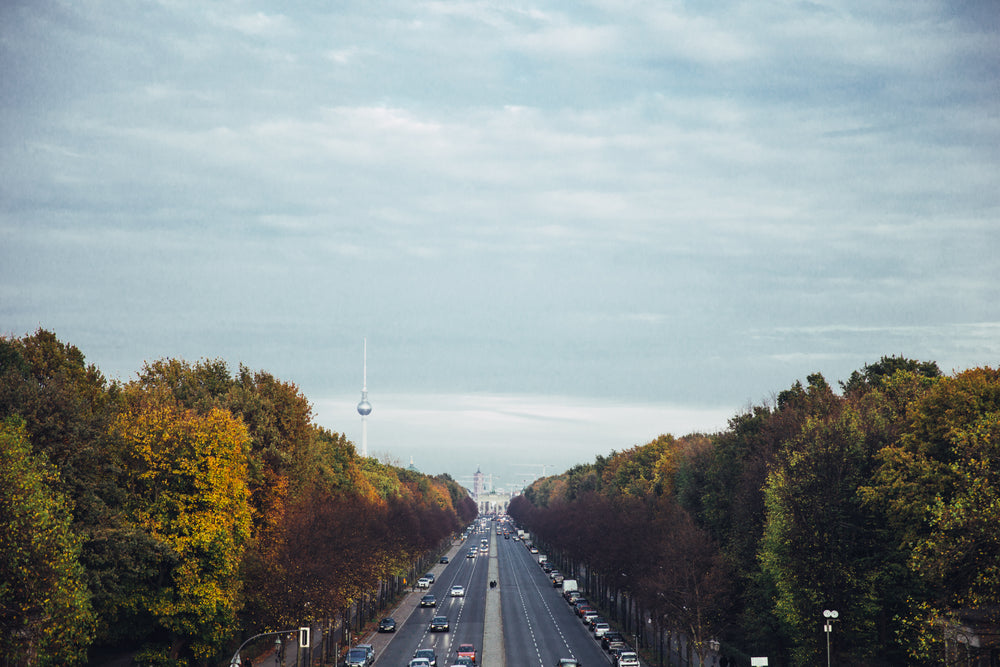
[0,418,95,666]
[760,403,889,665]
[865,367,1000,660]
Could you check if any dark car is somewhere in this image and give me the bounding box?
[345,648,370,667]
[378,617,396,632]
[420,594,437,607]
[414,648,437,666]
[440,556,450,564]
[430,615,450,632]
[602,632,625,650]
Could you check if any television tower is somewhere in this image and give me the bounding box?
[356,337,372,457]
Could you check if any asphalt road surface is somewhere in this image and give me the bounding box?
[368,522,613,667]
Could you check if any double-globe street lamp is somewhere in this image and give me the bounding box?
[823,610,839,667]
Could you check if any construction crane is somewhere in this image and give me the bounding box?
[513,463,556,480]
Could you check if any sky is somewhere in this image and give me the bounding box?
[2,0,998,492]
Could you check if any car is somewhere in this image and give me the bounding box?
[450,584,466,597]
[608,646,630,662]
[424,573,436,583]
[345,648,369,667]
[456,644,476,663]
[581,609,600,624]
[556,660,581,667]
[467,550,476,558]
[414,649,437,667]
[357,644,375,663]
[601,632,625,651]
[420,594,437,607]
[429,616,450,632]
[417,577,432,589]
[410,659,431,667]
[592,622,611,638]
[378,617,396,632]
[440,556,450,564]
[451,658,474,667]
[617,652,640,667]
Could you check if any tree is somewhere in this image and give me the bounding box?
[865,367,1000,660]
[0,418,95,666]
[759,403,890,665]
[111,395,253,663]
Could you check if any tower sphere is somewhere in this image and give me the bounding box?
[357,398,372,416]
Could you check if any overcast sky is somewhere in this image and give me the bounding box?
[2,0,998,491]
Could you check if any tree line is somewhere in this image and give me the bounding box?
[508,357,1000,666]
[0,329,477,666]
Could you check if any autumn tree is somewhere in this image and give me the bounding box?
[0,418,95,666]
[864,367,1000,660]
[111,392,252,664]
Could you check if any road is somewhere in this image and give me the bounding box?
[368,521,613,667]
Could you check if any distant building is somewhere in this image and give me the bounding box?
[473,467,485,499]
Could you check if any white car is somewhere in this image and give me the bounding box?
[410,658,431,667]
[450,584,466,597]
[617,652,640,667]
[417,577,432,589]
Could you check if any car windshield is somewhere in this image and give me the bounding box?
[349,650,367,659]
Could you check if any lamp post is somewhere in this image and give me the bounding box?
[823,610,838,667]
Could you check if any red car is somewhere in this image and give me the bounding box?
[457,644,477,664]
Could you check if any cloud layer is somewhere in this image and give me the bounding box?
[2,0,998,483]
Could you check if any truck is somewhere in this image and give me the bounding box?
[518,530,528,539]
[562,579,578,594]
[538,554,547,564]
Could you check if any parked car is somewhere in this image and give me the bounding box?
[345,648,369,667]
[430,616,450,632]
[601,632,625,651]
[450,584,466,597]
[424,573,436,583]
[420,594,437,607]
[414,648,437,666]
[440,556,450,564]
[456,644,476,663]
[378,617,396,632]
[357,644,375,663]
[581,609,600,624]
[592,622,611,638]
[617,652,640,667]
[417,577,432,589]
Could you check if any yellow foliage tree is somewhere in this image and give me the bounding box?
[112,397,252,663]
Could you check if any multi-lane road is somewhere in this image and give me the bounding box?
[370,522,611,667]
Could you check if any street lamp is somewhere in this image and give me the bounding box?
[709,639,720,667]
[823,610,839,667]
